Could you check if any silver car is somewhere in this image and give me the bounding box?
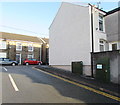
[0,58,18,66]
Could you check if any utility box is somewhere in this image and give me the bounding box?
[72,61,83,75]
[95,57,110,83]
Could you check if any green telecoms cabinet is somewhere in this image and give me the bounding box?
[95,57,110,83]
[72,61,83,75]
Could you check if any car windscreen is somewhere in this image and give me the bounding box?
[28,59,32,61]
[4,58,10,61]
[32,59,36,61]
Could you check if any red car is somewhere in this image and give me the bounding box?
[23,58,42,65]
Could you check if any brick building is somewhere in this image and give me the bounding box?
[0,32,49,64]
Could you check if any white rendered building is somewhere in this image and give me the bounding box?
[49,2,107,76]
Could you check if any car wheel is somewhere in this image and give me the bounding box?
[12,62,16,66]
[26,62,29,65]
[38,63,41,65]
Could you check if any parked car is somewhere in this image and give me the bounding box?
[23,58,42,65]
[0,58,18,66]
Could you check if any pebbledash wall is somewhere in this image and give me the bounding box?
[49,2,107,76]
[102,7,120,84]
[0,32,49,64]
[105,7,120,50]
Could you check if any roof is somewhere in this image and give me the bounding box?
[0,32,43,43]
[105,7,120,16]
[88,3,107,13]
[41,38,49,44]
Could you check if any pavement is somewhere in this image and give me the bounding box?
[35,65,120,97]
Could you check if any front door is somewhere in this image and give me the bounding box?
[16,54,21,64]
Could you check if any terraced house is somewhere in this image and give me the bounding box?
[0,32,49,64]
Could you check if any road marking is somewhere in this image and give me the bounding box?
[8,74,19,92]
[3,67,7,71]
[33,67,120,102]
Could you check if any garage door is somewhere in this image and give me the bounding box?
[0,52,7,58]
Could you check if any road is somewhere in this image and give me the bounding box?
[1,65,119,104]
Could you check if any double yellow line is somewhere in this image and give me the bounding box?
[33,67,120,102]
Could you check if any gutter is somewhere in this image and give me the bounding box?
[89,4,94,78]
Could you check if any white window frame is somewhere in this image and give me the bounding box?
[99,40,105,52]
[109,42,119,51]
[0,41,7,49]
[0,52,7,58]
[28,44,34,52]
[99,13,104,32]
[16,42,22,51]
[111,43,118,50]
[27,54,34,59]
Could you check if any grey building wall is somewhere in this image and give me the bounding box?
[21,45,28,61]
[118,52,120,84]
[93,50,120,84]
[105,11,120,42]
[34,47,40,61]
[8,45,16,60]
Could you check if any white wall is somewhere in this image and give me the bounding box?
[49,3,91,67]
[49,3,108,76]
[0,52,7,58]
[0,41,7,49]
[92,8,107,52]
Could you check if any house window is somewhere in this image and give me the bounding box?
[16,42,22,51]
[28,54,34,58]
[112,43,117,50]
[28,44,33,51]
[100,45,104,51]
[99,40,105,52]
[99,14,104,31]
[0,52,7,58]
[0,41,7,49]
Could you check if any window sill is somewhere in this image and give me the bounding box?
[28,50,34,52]
[16,49,22,51]
[96,30,106,34]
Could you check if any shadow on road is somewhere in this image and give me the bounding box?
[1,65,119,104]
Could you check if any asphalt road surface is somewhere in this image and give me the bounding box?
[1,65,119,104]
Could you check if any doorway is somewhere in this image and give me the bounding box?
[16,54,21,64]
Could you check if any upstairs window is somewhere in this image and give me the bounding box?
[28,44,33,51]
[99,14,104,31]
[16,42,22,51]
[112,43,117,50]
[0,41,7,49]
[0,52,6,58]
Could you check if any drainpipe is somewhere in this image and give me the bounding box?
[89,4,94,78]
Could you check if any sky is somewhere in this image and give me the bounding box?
[0,1,119,38]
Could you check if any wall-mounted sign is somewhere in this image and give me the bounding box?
[97,64,103,69]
